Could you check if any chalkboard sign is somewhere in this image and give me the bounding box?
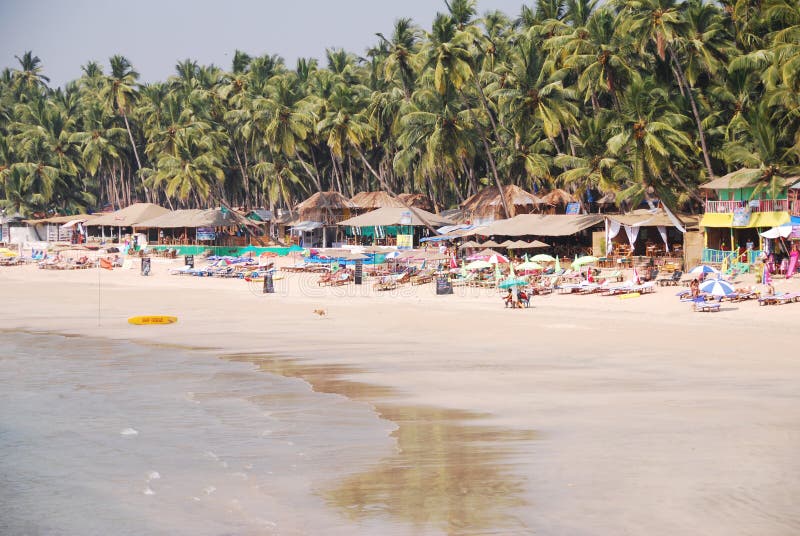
[354,260,363,285]
[184,255,194,268]
[141,257,151,276]
[263,272,275,294]
[436,275,453,295]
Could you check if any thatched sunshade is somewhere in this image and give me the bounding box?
[540,189,578,206]
[507,240,532,249]
[526,239,550,248]
[461,184,543,218]
[350,191,406,209]
[499,240,516,248]
[397,193,434,211]
[481,240,501,248]
[473,248,503,257]
[459,240,481,249]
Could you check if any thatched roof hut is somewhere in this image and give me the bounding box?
[460,185,543,220]
[540,188,578,206]
[296,191,356,224]
[351,191,407,210]
[397,193,434,211]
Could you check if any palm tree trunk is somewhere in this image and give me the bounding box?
[297,155,322,193]
[464,83,510,218]
[233,145,250,206]
[120,110,148,197]
[668,47,715,179]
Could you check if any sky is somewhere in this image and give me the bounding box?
[0,0,528,87]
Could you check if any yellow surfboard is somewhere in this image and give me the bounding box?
[618,292,641,299]
[128,315,178,325]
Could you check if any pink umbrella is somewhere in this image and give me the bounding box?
[487,254,509,264]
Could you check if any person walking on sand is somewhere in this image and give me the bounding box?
[787,244,799,278]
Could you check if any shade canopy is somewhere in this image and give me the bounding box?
[700,279,736,296]
[482,214,603,237]
[458,240,481,249]
[135,209,240,228]
[86,203,170,227]
[296,191,355,211]
[530,253,556,262]
[337,206,453,227]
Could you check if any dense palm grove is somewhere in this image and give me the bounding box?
[1,0,799,218]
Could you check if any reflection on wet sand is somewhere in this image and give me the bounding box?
[228,354,536,535]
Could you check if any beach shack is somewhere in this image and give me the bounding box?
[699,169,800,266]
[338,206,454,247]
[85,203,170,242]
[397,193,434,212]
[460,184,544,223]
[292,191,356,247]
[133,208,258,247]
[481,214,604,258]
[603,208,696,270]
[22,214,97,244]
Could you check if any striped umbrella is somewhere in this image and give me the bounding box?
[699,279,735,297]
[689,265,720,275]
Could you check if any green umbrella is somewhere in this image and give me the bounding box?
[571,255,598,269]
[530,253,556,262]
[509,262,516,277]
[465,260,492,270]
[555,256,561,272]
[499,277,528,289]
[460,260,467,278]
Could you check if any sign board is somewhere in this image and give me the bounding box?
[263,273,275,293]
[354,260,363,285]
[396,234,413,250]
[565,202,581,215]
[140,257,151,276]
[791,226,800,240]
[184,255,194,268]
[399,211,412,225]
[196,227,216,241]
[436,275,453,295]
[732,206,752,227]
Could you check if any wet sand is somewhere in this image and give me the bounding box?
[2,259,800,535]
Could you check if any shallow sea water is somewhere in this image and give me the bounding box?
[0,333,535,535]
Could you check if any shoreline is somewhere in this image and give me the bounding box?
[2,261,800,534]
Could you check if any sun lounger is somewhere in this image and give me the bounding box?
[410,270,434,286]
[601,282,634,296]
[657,270,683,286]
[631,282,656,294]
[759,293,800,305]
[694,301,721,312]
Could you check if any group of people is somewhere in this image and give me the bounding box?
[503,288,530,309]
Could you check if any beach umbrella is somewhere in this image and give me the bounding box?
[287,244,304,252]
[487,254,509,264]
[460,260,467,278]
[498,277,529,289]
[385,251,401,259]
[571,255,598,269]
[689,264,720,275]
[699,278,736,297]
[465,260,492,270]
[516,261,544,271]
[494,262,502,283]
[530,253,556,262]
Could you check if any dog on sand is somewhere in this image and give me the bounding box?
[313,309,327,317]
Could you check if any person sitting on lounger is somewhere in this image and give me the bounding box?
[517,289,529,307]
[504,289,514,307]
[690,278,700,298]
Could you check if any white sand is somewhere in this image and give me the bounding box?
[2,256,799,535]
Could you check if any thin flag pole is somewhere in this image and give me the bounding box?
[97,255,101,327]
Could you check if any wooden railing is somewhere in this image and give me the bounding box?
[705,199,790,213]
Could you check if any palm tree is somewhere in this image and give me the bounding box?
[606,78,696,207]
[376,18,421,99]
[99,55,146,197]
